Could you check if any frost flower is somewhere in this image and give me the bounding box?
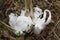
[9,6,51,34]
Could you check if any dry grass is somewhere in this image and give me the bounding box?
[0,0,60,40]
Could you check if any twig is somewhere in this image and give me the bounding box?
[0,20,15,32]
[49,20,60,34]
[41,36,46,40]
[53,32,60,40]
[46,20,60,39]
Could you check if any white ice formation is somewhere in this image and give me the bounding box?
[9,6,51,34]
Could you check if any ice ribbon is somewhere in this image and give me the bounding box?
[9,7,51,34]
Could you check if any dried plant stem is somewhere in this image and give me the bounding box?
[0,20,15,32]
[25,0,28,16]
[41,36,46,40]
[30,0,34,20]
[0,20,10,27]
[53,32,60,40]
[49,20,60,34]
[25,0,27,11]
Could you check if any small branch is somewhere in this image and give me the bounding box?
[0,20,10,27]
[41,36,46,40]
[53,32,60,40]
[49,20,60,34]
[0,20,15,32]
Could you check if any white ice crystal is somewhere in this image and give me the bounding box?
[34,9,51,34]
[9,10,33,34]
[9,13,18,28]
[34,6,43,18]
[9,7,51,34]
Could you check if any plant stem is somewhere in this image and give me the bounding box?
[30,0,34,20]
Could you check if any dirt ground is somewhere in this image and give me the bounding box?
[0,0,60,40]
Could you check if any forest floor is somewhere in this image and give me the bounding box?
[0,0,60,40]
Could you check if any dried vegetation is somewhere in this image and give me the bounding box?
[0,0,60,40]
